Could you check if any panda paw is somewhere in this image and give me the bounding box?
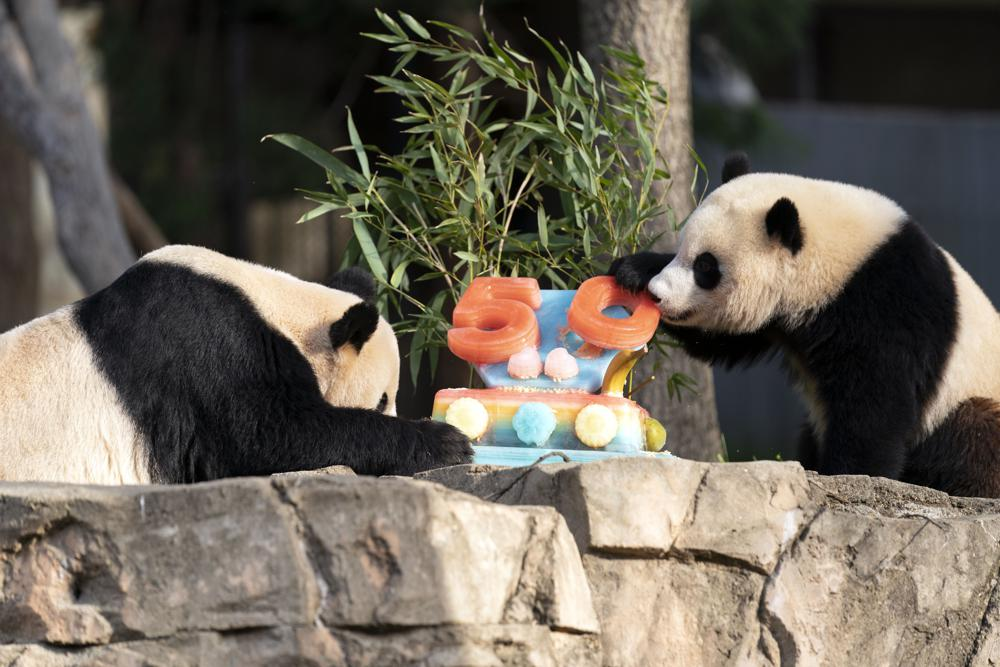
[408,419,474,473]
[609,252,674,293]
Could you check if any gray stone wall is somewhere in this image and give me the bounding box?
[2,459,999,665]
[421,459,1000,666]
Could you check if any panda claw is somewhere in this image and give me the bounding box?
[609,252,673,293]
[409,419,474,472]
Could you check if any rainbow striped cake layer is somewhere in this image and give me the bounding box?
[431,387,648,453]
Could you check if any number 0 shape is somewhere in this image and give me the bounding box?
[448,277,542,364]
[567,276,660,349]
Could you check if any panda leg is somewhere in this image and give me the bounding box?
[796,422,821,472]
[817,397,915,480]
[902,397,1000,498]
[237,406,473,479]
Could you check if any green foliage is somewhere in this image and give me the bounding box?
[268,9,693,386]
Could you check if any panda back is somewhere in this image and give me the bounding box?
[0,306,149,484]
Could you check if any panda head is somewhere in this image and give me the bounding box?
[319,267,400,415]
[648,153,906,333]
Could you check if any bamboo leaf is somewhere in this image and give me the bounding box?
[577,52,595,84]
[429,145,448,184]
[263,133,366,189]
[390,260,411,288]
[296,202,339,224]
[391,50,417,76]
[526,22,568,71]
[375,8,406,37]
[360,32,404,44]
[514,120,553,136]
[454,251,481,263]
[525,86,537,119]
[428,344,440,382]
[427,20,475,41]
[409,329,425,386]
[351,218,387,282]
[346,109,371,181]
[398,11,431,39]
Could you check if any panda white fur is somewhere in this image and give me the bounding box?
[0,245,471,484]
[612,154,1000,497]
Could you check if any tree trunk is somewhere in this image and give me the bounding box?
[0,0,134,293]
[0,118,37,331]
[580,0,723,461]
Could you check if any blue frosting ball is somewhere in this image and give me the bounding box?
[512,402,558,447]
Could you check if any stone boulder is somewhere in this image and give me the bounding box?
[421,459,1000,667]
[0,475,599,666]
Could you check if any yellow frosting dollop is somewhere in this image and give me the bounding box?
[445,397,490,440]
[644,417,667,452]
[574,404,618,448]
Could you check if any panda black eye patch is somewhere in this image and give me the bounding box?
[693,252,721,290]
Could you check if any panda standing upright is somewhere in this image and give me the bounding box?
[0,246,471,484]
[612,154,1000,498]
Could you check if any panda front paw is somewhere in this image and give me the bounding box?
[609,252,674,293]
[407,419,474,473]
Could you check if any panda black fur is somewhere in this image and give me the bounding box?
[0,245,472,484]
[612,154,1000,498]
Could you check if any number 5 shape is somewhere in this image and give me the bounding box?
[448,277,542,364]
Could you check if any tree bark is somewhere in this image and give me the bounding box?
[0,118,37,331]
[0,0,134,293]
[580,0,723,461]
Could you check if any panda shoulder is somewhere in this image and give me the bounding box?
[140,244,231,269]
[138,245,275,284]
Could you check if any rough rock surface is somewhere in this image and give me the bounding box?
[3,459,1000,665]
[270,464,355,481]
[421,459,1000,666]
[0,475,597,666]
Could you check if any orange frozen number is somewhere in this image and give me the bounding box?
[448,277,542,364]
[567,276,660,349]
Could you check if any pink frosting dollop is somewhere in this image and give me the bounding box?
[507,347,543,379]
[543,347,579,381]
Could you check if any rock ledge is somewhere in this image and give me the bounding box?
[0,459,997,666]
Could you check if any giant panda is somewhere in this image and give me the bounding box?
[0,245,472,484]
[611,154,1000,498]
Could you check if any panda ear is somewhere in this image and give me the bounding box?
[326,267,376,303]
[766,197,803,255]
[721,152,751,184]
[329,302,379,352]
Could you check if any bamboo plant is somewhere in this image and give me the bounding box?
[267,9,701,397]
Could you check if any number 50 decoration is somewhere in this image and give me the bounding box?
[448,276,660,365]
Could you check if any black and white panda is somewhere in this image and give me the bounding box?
[611,154,1000,497]
[0,245,471,484]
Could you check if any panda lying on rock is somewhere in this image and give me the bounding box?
[612,154,1000,498]
[0,245,472,484]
